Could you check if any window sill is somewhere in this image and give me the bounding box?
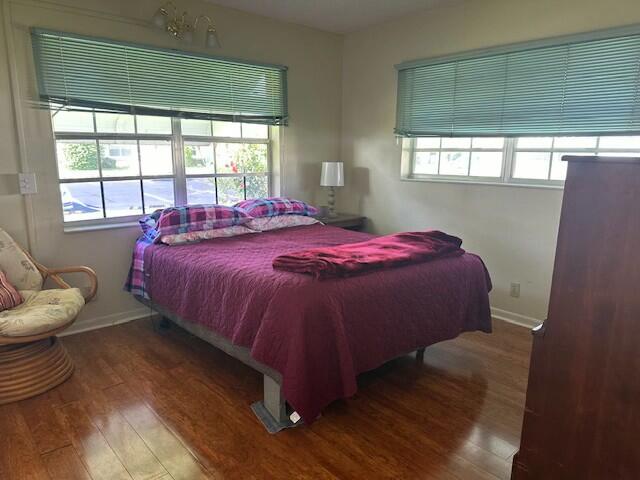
[63,220,140,233]
[400,176,564,190]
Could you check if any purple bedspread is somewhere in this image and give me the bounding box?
[143,224,492,423]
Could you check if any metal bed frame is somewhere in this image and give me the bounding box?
[136,296,426,432]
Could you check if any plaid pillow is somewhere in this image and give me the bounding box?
[138,209,162,241]
[234,197,318,218]
[156,204,252,237]
[0,270,22,312]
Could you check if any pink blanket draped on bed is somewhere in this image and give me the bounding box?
[273,230,464,278]
[141,224,492,424]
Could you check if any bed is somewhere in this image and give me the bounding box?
[127,223,492,431]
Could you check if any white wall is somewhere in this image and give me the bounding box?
[341,0,640,323]
[0,3,28,247]
[0,0,342,332]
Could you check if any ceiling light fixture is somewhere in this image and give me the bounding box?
[152,1,221,48]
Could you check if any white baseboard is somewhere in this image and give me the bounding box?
[491,307,542,329]
[61,307,151,336]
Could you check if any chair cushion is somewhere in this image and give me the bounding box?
[0,288,84,337]
[0,228,43,291]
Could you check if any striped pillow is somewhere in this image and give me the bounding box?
[0,270,22,312]
[234,197,318,218]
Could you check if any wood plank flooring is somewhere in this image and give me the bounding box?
[0,318,531,479]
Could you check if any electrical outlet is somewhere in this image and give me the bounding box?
[18,173,38,195]
[510,282,521,298]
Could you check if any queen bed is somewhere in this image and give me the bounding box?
[127,222,492,431]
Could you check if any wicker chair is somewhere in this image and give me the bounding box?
[0,228,97,404]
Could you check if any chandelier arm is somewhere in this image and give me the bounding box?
[178,11,189,29]
[193,14,215,31]
[160,0,177,17]
[152,2,220,46]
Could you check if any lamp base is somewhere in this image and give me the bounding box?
[327,186,338,218]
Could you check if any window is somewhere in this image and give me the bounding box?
[395,27,640,186]
[411,137,505,178]
[33,30,287,228]
[53,110,272,225]
[404,136,640,186]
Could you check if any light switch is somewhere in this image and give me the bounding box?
[18,173,38,195]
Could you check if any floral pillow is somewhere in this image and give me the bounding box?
[234,197,318,218]
[0,270,22,312]
[160,225,256,245]
[246,215,320,232]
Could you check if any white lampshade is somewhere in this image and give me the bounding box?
[320,162,344,187]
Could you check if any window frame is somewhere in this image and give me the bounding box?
[177,119,272,208]
[406,137,510,185]
[403,136,640,188]
[53,113,273,231]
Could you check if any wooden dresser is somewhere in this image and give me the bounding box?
[512,156,640,479]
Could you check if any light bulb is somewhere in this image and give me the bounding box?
[152,9,167,29]
[206,28,220,48]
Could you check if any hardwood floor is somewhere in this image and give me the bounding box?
[0,318,531,479]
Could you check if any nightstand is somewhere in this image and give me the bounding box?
[316,213,366,231]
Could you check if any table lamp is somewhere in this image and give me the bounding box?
[320,162,344,218]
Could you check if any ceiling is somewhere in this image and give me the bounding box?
[206,0,455,34]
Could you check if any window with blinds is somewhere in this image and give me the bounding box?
[30,30,282,228]
[31,29,288,125]
[395,26,640,138]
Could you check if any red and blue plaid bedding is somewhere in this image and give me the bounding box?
[123,234,153,298]
[157,204,251,237]
[234,197,318,218]
[125,201,314,297]
[125,205,253,297]
[139,210,160,238]
[123,210,161,298]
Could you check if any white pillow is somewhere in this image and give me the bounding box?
[160,225,256,245]
[246,215,320,232]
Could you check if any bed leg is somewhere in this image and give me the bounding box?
[250,374,299,433]
[159,316,172,329]
[263,375,288,423]
[416,347,425,362]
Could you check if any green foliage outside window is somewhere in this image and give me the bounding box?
[64,143,97,170]
[184,143,267,172]
[241,144,267,173]
[64,143,116,170]
[184,145,202,168]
